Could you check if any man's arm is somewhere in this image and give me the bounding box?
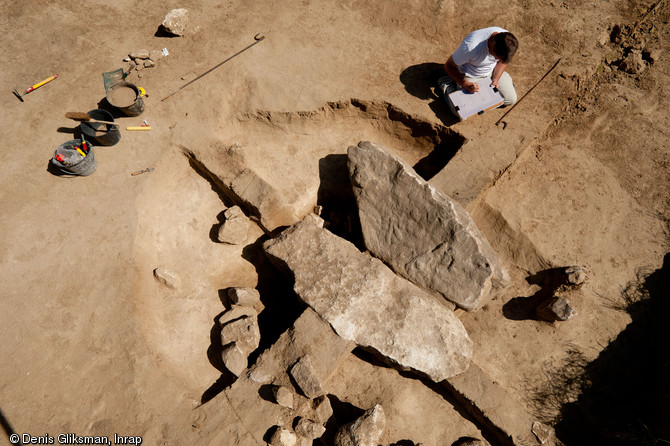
[444,55,479,93]
[490,61,508,88]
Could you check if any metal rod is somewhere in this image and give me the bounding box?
[161,34,266,102]
[495,58,562,127]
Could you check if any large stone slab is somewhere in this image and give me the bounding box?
[347,141,509,311]
[264,217,473,381]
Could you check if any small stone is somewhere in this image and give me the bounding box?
[290,355,325,398]
[228,287,264,312]
[217,209,250,245]
[334,404,385,446]
[123,57,131,62]
[294,417,326,440]
[161,8,189,36]
[269,427,297,446]
[153,267,181,289]
[144,60,155,68]
[221,343,246,376]
[532,421,555,444]
[272,385,294,409]
[129,49,150,60]
[537,295,578,322]
[620,50,645,74]
[220,316,261,355]
[311,395,333,424]
[564,266,587,286]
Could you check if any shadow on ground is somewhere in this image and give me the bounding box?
[503,267,568,321]
[400,62,459,127]
[532,252,670,445]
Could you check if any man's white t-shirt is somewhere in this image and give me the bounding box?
[452,27,507,77]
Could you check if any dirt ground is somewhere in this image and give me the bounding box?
[1,0,668,445]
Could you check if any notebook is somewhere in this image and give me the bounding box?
[448,79,504,120]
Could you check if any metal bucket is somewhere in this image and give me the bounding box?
[51,139,97,176]
[80,109,121,146]
[106,81,144,116]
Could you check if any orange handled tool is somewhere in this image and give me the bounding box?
[13,74,58,102]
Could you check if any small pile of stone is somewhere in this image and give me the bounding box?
[123,48,167,74]
[218,287,263,376]
[536,266,587,322]
[268,387,332,445]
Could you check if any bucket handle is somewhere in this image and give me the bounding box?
[138,87,146,97]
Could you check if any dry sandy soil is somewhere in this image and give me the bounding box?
[1,0,668,445]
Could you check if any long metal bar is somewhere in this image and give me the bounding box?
[495,58,562,127]
[161,34,265,102]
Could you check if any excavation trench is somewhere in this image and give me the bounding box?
[135,99,474,436]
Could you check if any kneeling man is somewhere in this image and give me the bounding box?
[438,27,519,117]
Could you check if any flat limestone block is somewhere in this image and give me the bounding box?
[348,141,508,311]
[264,217,473,381]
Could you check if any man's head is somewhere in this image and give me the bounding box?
[488,32,518,63]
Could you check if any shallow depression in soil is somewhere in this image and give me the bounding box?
[213,99,465,227]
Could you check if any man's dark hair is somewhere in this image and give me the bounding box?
[491,32,518,63]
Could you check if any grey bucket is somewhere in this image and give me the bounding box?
[106,81,144,116]
[51,139,97,176]
[80,109,121,146]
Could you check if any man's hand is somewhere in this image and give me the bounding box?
[464,81,479,93]
[490,79,500,89]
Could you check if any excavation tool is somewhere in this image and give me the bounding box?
[161,33,266,101]
[65,112,121,128]
[131,167,154,176]
[13,74,58,102]
[495,58,562,128]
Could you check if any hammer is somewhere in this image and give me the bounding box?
[13,74,58,102]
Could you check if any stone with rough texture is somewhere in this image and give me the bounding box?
[537,295,578,322]
[264,217,473,381]
[153,267,181,289]
[290,355,325,398]
[220,315,261,355]
[129,49,150,59]
[620,50,645,74]
[294,417,326,440]
[311,395,333,424]
[347,141,508,311]
[228,287,264,313]
[161,8,189,36]
[564,266,587,286]
[272,385,294,409]
[270,427,298,446]
[217,208,250,245]
[221,343,246,376]
[334,404,385,446]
